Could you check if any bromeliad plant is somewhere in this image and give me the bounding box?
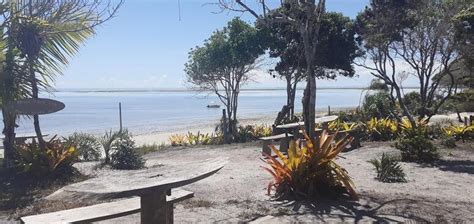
[15,136,78,177]
[327,120,359,132]
[443,125,474,142]
[263,130,358,200]
[364,118,398,141]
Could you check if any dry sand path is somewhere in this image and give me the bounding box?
[90,141,474,223]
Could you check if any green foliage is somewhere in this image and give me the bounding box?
[65,132,101,161]
[443,124,474,142]
[136,143,166,155]
[99,130,123,164]
[364,118,398,141]
[368,79,388,91]
[395,122,439,163]
[370,153,407,183]
[441,136,457,148]
[235,125,272,143]
[264,131,358,200]
[110,131,145,170]
[169,132,224,146]
[15,136,78,177]
[403,92,422,117]
[362,91,397,119]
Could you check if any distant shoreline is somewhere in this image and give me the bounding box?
[54,87,419,93]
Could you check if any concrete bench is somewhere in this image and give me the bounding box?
[21,188,194,224]
[260,133,293,155]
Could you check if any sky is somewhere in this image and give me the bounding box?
[55,0,403,90]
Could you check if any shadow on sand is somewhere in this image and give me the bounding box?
[271,197,432,223]
[431,159,474,174]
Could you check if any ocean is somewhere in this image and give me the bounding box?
[2,89,366,136]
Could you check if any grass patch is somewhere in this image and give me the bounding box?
[136,143,166,155]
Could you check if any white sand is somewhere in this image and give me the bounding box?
[73,140,473,223]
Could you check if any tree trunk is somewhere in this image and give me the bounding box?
[2,35,17,168]
[303,72,316,142]
[29,62,46,150]
[2,110,16,168]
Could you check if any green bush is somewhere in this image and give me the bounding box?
[362,91,397,119]
[15,136,78,178]
[403,92,422,117]
[110,131,145,170]
[395,132,439,163]
[136,143,166,155]
[370,153,407,183]
[65,132,101,161]
[441,136,456,148]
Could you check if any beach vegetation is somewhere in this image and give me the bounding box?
[65,133,101,161]
[327,120,359,132]
[0,1,122,168]
[443,125,474,142]
[185,18,267,140]
[169,134,188,146]
[362,91,397,119]
[364,118,398,141]
[15,136,78,178]
[136,143,166,155]
[110,133,144,170]
[263,130,358,200]
[370,153,407,183]
[264,11,360,124]
[396,120,439,163]
[355,0,471,127]
[99,130,123,164]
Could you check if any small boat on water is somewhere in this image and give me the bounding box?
[207,101,220,108]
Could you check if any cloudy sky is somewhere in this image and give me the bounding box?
[55,0,418,90]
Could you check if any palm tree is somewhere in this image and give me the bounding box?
[1,0,121,166]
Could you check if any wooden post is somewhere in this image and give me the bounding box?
[464,117,468,126]
[119,102,123,132]
[140,191,168,224]
[328,105,331,116]
[222,109,229,144]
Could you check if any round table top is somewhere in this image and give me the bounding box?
[53,157,227,199]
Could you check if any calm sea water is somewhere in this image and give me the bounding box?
[2,89,365,136]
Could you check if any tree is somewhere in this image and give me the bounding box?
[265,11,359,123]
[185,18,266,140]
[218,0,326,142]
[355,0,471,126]
[0,0,122,168]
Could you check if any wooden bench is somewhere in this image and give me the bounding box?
[21,188,194,224]
[260,133,293,155]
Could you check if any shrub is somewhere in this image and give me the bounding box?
[110,132,145,170]
[370,153,407,183]
[403,92,422,117]
[169,134,188,146]
[263,131,358,200]
[362,91,397,119]
[327,120,359,132]
[235,125,256,143]
[15,136,78,177]
[364,118,398,141]
[395,121,439,163]
[443,125,474,142]
[441,136,457,148]
[136,143,166,155]
[65,133,101,161]
[99,130,123,164]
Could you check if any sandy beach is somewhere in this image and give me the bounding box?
[131,107,355,145]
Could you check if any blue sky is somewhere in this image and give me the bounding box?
[56,0,384,90]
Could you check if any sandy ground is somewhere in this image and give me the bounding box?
[66,139,474,223]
